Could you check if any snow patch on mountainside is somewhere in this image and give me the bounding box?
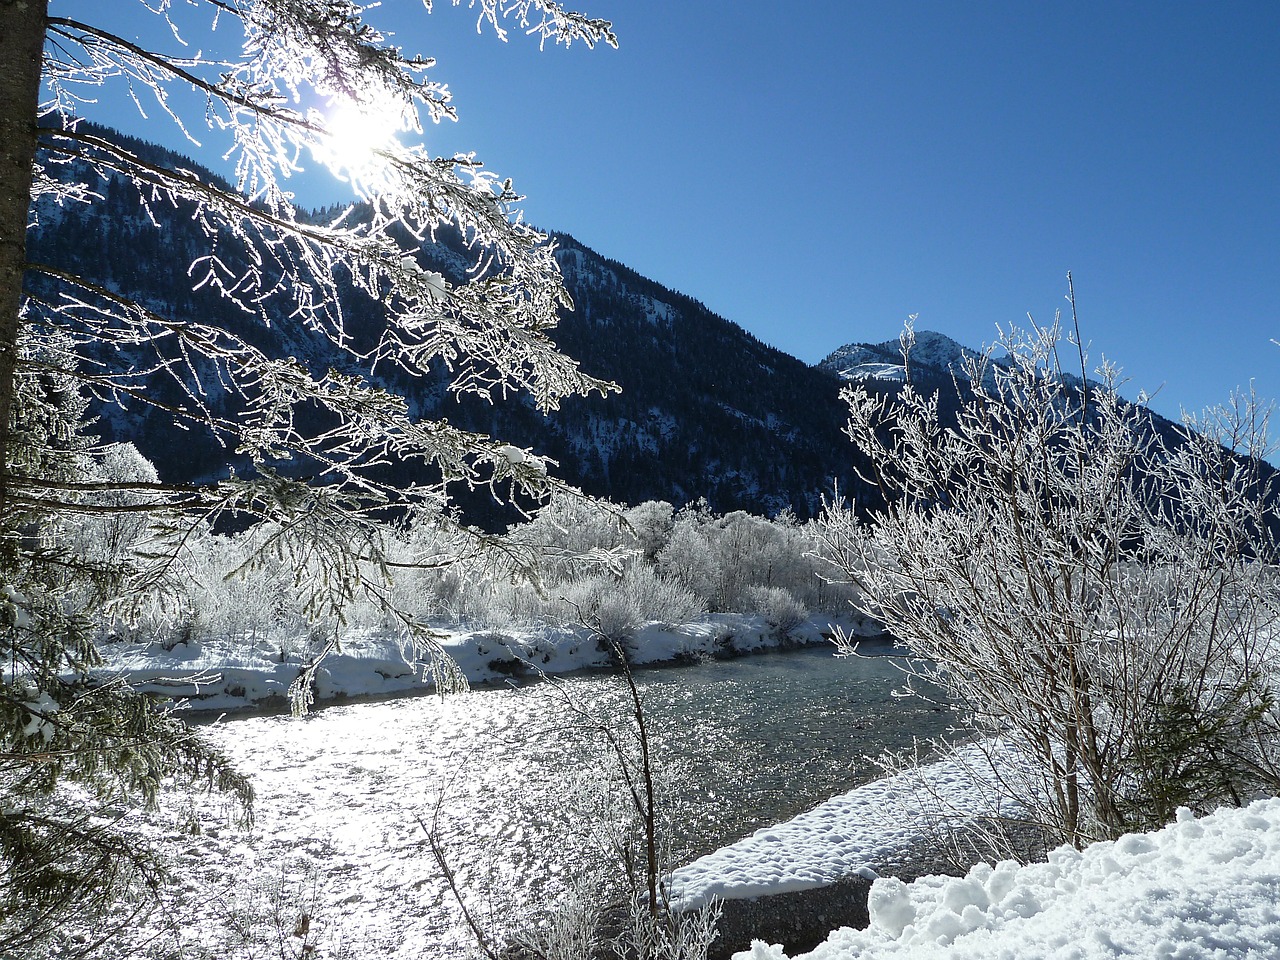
[646,298,675,325]
[818,330,1098,398]
[836,362,908,382]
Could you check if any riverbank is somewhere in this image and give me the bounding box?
[668,741,1043,958]
[713,795,1280,960]
[670,744,1280,960]
[94,612,887,714]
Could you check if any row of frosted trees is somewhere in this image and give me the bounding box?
[87,476,862,652]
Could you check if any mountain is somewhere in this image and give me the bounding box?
[819,330,1095,398]
[818,330,980,383]
[819,328,1279,525]
[501,234,861,515]
[31,125,1272,530]
[26,124,871,525]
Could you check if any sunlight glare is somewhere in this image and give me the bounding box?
[314,98,404,193]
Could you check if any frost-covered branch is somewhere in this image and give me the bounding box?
[2,0,617,947]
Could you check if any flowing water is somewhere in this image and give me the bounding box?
[150,645,953,959]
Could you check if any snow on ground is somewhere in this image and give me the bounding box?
[669,743,1023,910]
[738,798,1280,960]
[673,740,1280,959]
[97,613,868,712]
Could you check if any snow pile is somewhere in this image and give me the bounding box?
[670,743,1020,909]
[737,798,1280,960]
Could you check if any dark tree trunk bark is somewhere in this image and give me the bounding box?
[0,0,48,523]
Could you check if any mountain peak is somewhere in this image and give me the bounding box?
[818,329,982,382]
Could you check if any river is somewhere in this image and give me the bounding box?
[130,644,953,960]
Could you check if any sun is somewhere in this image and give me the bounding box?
[313,97,404,192]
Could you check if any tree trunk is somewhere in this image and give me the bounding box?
[0,0,48,524]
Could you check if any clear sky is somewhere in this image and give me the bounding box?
[55,1,1280,422]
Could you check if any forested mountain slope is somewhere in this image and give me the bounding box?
[31,124,1269,527]
[28,124,868,522]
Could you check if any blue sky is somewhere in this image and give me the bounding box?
[59,1,1280,422]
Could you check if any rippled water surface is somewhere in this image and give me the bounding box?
[159,646,952,958]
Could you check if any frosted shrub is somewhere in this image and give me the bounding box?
[747,585,807,635]
[804,517,874,615]
[65,442,159,570]
[182,532,309,644]
[127,494,863,652]
[594,590,641,645]
[553,574,634,640]
[772,523,863,613]
[510,491,636,580]
[514,877,605,960]
[654,505,832,617]
[117,523,360,651]
[475,578,548,629]
[615,563,706,629]
[409,562,487,624]
[553,564,704,641]
[625,500,677,563]
[621,894,723,960]
[705,511,791,611]
[656,520,717,606]
[818,314,1280,846]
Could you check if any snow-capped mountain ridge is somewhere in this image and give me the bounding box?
[819,329,1095,395]
[818,330,987,383]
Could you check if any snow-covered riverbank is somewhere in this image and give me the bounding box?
[670,741,1280,960]
[97,613,877,713]
[729,795,1280,960]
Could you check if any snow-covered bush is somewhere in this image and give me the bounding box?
[122,495,855,650]
[626,499,677,563]
[185,532,308,644]
[656,515,719,605]
[66,442,159,571]
[615,562,707,629]
[655,504,850,618]
[509,491,636,581]
[818,317,1280,847]
[747,585,808,636]
[105,488,860,661]
[552,563,706,642]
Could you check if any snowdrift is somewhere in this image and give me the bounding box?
[735,798,1280,960]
